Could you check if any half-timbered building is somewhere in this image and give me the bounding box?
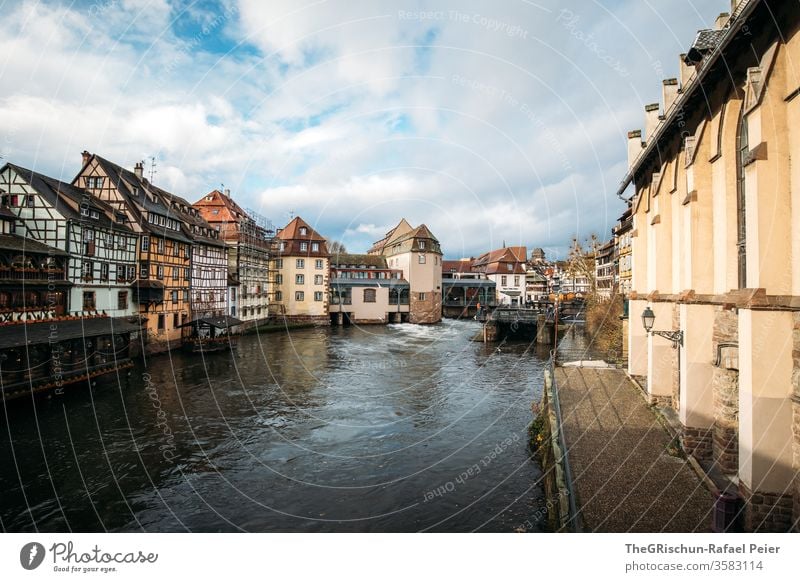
[0,188,139,402]
[193,189,272,328]
[0,163,138,317]
[73,152,193,353]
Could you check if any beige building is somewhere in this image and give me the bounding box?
[271,216,330,324]
[368,219,443,324]
[620,0,799,531]
[329,253,409,324]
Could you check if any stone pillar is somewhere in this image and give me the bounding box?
[647,301,674,407]
[738,308,795,531]
[679,304,715,461]
[628,299,648,378]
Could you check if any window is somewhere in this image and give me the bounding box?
[140,262,149,278]
[419,240,426,250]
[276,274,283,285]
[157,314,165,330]
[90,210,99,219]
[184,267,190,280]
[501,275,508,286]
[279,241,286,251]
[116,263,126,282]
[506,263,513,271]
[100,262,109,281]
[419,292,426,301]
[275,259,283,269]
[296,259,305,269]
[418,254,426,264]
[736,110,749,289]
[364,289,376,303]
[141,236,150,251]
[85,176,103,189]
[82,291,96,310]
[171,290,178,303]
[296,274,305,284]
[183,290,189,302]
[82,260,93,280]
[173,242,179,256]
[311,242,319,252]
[315,259,323,269]
[295,291,304,301]
[157,238,164,253]
[312,291,322,301]
[173,266,179,279]
[275,291,283,301]
[314,274,323,285]
[300,242,308,252]
[299,227,307,235]
[25,195,34,208]
[230,306,236,316]
[156,265,164,279]
[118,291,128,310]
[231,288,237,301]
[514,276,520,286]
[173,313,179,329]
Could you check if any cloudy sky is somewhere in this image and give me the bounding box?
[0,0,722,257]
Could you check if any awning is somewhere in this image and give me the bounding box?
[500,290,522,297]
[0,316,142,350]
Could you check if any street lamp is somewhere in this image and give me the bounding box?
[641,306,683,348]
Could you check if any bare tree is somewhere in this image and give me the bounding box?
[327,240,347,255]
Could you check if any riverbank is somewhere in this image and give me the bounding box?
[538,364,714,532]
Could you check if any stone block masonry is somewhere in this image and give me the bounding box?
[712,306,739,475]
[409,292,442,324]
[739,482,794,533]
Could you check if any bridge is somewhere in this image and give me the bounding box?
[479,300,585,343]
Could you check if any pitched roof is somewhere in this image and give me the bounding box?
[367,218,414,254]
[276,216,326,241]
[442,259,474,273]
[4,163,132,232]
[0,234,68,255]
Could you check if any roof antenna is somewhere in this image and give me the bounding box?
[148,156,157,183]
[288,209,295,220]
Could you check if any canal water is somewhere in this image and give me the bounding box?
[0,319,593,532]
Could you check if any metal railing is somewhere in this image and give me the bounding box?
[546,349,581,532]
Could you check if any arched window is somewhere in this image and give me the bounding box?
[736,109,749,289]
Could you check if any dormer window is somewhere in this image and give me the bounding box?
[300,242,308,251]
[419,241,426,250]
[311,242,319,252]
[299,227,307,236]
[90,210,99,219]
[506,263,513,271]
[80,206,90,217]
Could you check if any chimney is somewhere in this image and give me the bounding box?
[81,150,91,166]
[224,188,230,197]
[644,103,660,142]
[679,53,694,86]
[627,130,643,169]
[662,78,679,112]
[134,161,144,180]
[714,12,730,30]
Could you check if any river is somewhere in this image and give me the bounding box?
[0,319,594,532]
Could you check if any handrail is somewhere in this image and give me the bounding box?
[548,348,582,532]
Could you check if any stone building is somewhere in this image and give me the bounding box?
[367,219,443,324]
[329,253,409,324]
[620,0,799,531]
[271,216,330,324]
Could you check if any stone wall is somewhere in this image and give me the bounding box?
[409,291,442,324]
[682,426,713,461]
[739,482,794,532]
[712,306,739,475]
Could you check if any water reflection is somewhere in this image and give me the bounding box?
[0,319,568,532]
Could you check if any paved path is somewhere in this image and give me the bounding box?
[555,366,714,532]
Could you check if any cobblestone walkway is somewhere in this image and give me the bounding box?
[555,366,714,532]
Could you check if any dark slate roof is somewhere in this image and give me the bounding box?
[177,315,243,328]
[4,163,133,232]
[330,253,388,268]
[0,234,68,255]
[0,316,141,350]
[90,156,194,244]
[684,29,726,64]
